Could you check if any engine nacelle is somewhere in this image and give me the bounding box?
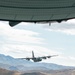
[26,58,30,61]
[47,56,51,58]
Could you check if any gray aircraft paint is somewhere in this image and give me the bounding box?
[0,0,75,26]
[0,0,75,21]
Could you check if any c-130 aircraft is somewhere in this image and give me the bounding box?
[19,51,58,62]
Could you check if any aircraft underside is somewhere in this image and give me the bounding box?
[0,0,75,26]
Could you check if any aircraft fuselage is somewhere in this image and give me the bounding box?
[32,58,42,62]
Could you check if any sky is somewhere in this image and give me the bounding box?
[0,19,75,66]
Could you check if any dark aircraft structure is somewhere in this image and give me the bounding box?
[0,0,75,27]
[19,51,58,62]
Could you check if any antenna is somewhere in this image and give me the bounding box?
[32,51,35,58]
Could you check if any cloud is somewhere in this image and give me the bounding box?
[0,21,47,57]
[67,19,75,24]
[58,55,75,66]
[43,19,75,35]
[0,21,59,58]
[0,43,59,58]
[0,21,44,44]
[42,54,75,66]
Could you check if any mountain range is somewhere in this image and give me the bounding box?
[0,53,74,72]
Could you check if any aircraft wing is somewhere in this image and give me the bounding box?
[18,55,58,60]
[18,57,33,61]
[39,55,58,59]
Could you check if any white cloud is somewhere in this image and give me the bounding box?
[58,55,75,66]
[42,54,75,66]
[43,19,75,35]
[0,43,59,58]
[0,21,59,58]
[0,21,44,44]
[67,19,75,24]
[0,21,48,57]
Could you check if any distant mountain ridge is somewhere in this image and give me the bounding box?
[0,54,74,72]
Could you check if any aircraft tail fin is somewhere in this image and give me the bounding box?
[32,51,35,58]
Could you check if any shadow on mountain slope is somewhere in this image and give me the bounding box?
[0,68,20,75]
[21,72,46,75]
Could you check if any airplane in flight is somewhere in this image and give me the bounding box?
[0,0,75,27]
[19,51,58,62]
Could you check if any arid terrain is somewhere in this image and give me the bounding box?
[0,68,75,75]
[0,68,20,75]
[0,68,47,75]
